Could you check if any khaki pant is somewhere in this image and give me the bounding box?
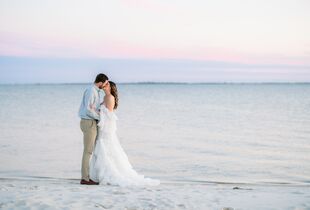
[80,119,97,181]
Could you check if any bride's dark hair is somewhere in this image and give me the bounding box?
[109,81,118,109]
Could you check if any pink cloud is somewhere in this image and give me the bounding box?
[1,30,309,66]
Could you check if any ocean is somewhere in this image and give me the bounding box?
[0,83,309,186]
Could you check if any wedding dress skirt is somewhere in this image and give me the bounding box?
[89,105,160,187]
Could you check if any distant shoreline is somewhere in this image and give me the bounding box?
[0,82,310,85]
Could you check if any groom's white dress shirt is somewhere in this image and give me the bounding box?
[79,85,101,120]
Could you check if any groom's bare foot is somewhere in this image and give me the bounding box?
[80,179,99,185]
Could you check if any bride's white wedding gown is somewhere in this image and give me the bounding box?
[89,105,160,187]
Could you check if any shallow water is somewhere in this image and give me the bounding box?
[0,83,309,186]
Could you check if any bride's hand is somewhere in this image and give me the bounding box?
[89,104,96,110]
[90,104,99,114]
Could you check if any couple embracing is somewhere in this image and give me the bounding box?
[78,73,160,187]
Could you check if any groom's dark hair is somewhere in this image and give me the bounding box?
[95,73,109,83]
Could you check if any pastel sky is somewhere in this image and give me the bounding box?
[0,0,310,83]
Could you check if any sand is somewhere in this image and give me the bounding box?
[0,177,309,210]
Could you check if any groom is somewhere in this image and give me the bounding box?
[78,73,109,185]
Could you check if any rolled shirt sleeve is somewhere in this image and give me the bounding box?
[79,86,100,120]
[85,89,100,120]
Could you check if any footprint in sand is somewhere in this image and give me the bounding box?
[94,203,114,209]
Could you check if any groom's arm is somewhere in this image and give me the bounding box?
[84,89,100,120]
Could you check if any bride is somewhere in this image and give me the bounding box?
[89,81,160,187]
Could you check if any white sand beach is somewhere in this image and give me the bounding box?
[1,177,310,210]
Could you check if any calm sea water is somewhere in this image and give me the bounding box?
[0,83,309,185]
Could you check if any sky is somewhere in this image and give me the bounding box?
[0,0,310,83]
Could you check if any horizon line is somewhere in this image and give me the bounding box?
[1,81,310,85]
